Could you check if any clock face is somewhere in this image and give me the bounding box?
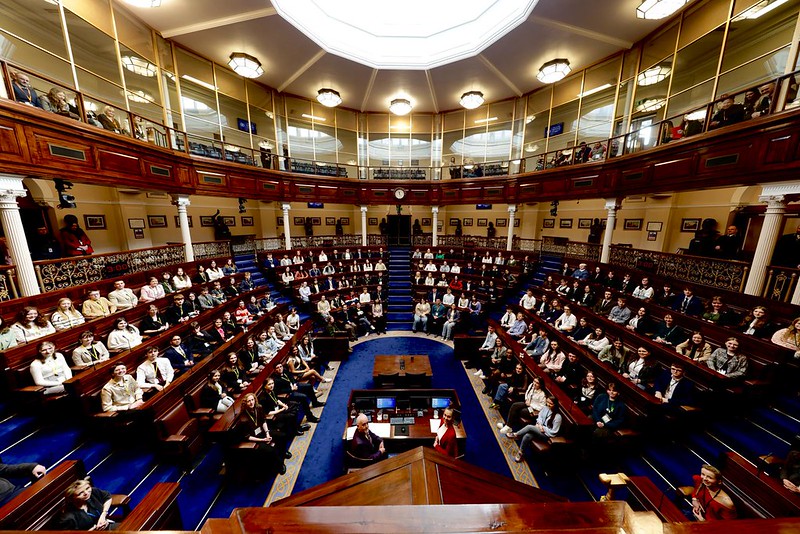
[394,188,406,200]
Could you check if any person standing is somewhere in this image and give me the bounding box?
[433,407,458,458]
[60,215,93,256]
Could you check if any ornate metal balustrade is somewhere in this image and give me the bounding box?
[608,245,748,293]
[289,235,367,249]
[34,244,186,293]
[0,266,19,301]
[538,237,601,262]
[762,266,800,302]
[514,238,543,254]
[192,240,232,260]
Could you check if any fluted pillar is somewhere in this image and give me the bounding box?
[0,174,39,296]
[744,195,786,296]
[360,205,368,246]
[601,198,621,264]
[282,203,292,250]
[171,194,193,262]
[431,206,439,247]
[507,204,517,251]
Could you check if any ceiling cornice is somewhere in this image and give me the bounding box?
[161,7,277,38]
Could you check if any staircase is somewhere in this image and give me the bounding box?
[386,247,413,331]
[234,253,291,307]
[531,253,563,286]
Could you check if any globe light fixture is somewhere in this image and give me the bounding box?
[389,98,413,116]
[126,90,154,104]
[121,56,157,77]
[637,65,671,86]
[316,88,342,108]
[460,91,484,109]
[636,0,688,19]
[228,53,264,78]
[537,59,571,84]
[635,97,666,113]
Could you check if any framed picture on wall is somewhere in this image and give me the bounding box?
[578,218,592,229]
[127,218,145,229]
[437,221,443,231]
[200,216,215,227]
[293,216,305,226]
[326,217,336,225]
[559,218,573,229]
[449,218,459,226]
[514,219,520,227]
[368,217,378,225]
[647,231,658,241]
[340,217,350,225]
[174,215,193,228]
[646,221,663,232]
[148,215,167,228]
[241,216,254,227]
[222,216,236,227]
[311,217,321,226]
[543,219,555,228]
[681,218,700,232]
[132,228,144,239]
[623,218,643,231]
[84,215,106,230]
[496,218,507,227]
[421,218,431,226]
[277,217,284,226]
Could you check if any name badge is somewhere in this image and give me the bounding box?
[601,413,613,424]
[254,427,262,436]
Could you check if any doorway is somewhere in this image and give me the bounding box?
[387,215,411,246]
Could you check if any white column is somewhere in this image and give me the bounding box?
[360,205,368,246]
[171,194,193,262]
[744,195,786,296]
[0,174,39,296]
[282,203,292,250]
[601,198,621,264]
[431,206,439,247]
[506,204,517,251]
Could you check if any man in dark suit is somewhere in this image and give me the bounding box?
[164,334,195,373]
[772,224,800,268]
[672,288,703,317]
[714,225,742,260]
[164,293,193,324]
[350,413,386,463]
[11,71,42,108]
[593,290,615,315]
[653,363,695,415]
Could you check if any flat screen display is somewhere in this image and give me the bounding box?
[376,397,396,409]
[431,397,451,409]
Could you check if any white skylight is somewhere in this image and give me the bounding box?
[272,0,538,70]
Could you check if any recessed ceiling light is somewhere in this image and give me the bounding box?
[635,97,666,112]
[637,65,671,86]
[578,83,612,98]
[635,0,688,20]
[474,116,498,124]
[734,0,789,20]
[121,56,157,77]
[460,91,484,109]
[316,88,342,108]
[126,90,154,103]
[181,75,217,91]
[389,98,412,116]
[537,59,571,84]
[301,113,326,121]
[228,52,263,78]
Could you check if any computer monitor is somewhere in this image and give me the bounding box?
[410,396,429,410]
[431,397,451,409]
[376,397,396,410]
[354,397,372,411]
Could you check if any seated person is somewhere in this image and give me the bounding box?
[498,376,546,434]
[598,338,630,372]
[258,377,306,437]
[30,341,72,395]
[506,313,528,339]
[81,289,117,319]
[107,280,139,311]
[350,413,387,463]
[221,353,250,392]
[164,294,194,325]
[772,317,800,358]
[676,332,713,363]
[139,276,166,303]
[164,334,195,372]
[287,345,330,384]
[433,407,458,458]
[272,362,323,422]
[653,362,694,410]
[107,317,143,353]
[136,346,174,396]
[652,314,687,346]
[200,370,235,413]
[237,392,287,476]
[707,337,748,379]
[234,300,255,328]
[223,277,241,299]
[172,268,192,290]
[55,479,114,530]
[591,382,626,441]
[507,396,562,462]
[101,363,144,412]
[71,331,110,368]
[0,461,46,505]
[198,286,223,310]
[412,298,430,333]
[12,306,56,344]
[607,297,632,325]
[273,314,293,340]
[622,347,659,391]
[691,465,737,521]
[781,449,800,494]
[50,298,85,332]
[738,306,772,338]
[140,304,170,337]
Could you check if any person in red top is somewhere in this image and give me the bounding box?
[433,407,458,458]
[691,464,737,521]
[60,214,93,256]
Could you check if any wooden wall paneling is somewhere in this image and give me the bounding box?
[97,149,143,176]
[0,119,27,163]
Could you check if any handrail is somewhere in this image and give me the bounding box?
[4,58,798,180]
[0,265,18,302]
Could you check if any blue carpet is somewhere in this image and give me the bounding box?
[292,336,512,494]
[0,423,83,467]
[0,413,38,451]
[86,448,157,495]
[176,444,226,530]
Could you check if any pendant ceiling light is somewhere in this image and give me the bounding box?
[537,59,571,84]
[460,91,484,109]
[389,98,413,116]
[316,88,342,108]
[228,53,264,79]
[635,0,688,20]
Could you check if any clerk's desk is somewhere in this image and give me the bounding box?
[343,389,467,454]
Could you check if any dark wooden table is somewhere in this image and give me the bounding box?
[373,355,432,387]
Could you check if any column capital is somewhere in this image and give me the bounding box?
[431,206,439,214]
[507,204,517,214]
[758,194,787,212]
[604,198,622,212]
[170,194,191,208]
[281,203,291,211]
[0,174,27,203]
[360,205,368,213]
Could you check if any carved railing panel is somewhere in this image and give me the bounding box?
[0,266,18,301]
[608,246,748,292]
[254,238,283,252]
[514,238,542,254]
[763,267,800,302]
[289,235,365,249]
[35,245,186,293]
[192,241,231,260]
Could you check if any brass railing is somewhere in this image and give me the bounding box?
[254,238,283,252]
[539,238,602,262]
[514,239,543,254]
[34,244,186,293]
[289,235,370,249]
[762,266,800,302]
[0,265,19,302]
[608,245,748,293]
[192,240,232,260]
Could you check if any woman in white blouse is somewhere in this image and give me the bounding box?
[139,276,166,303]
[50,298,85,332]
[30,341,72,395]
[281,267,295,286]
[172,268,192,290]
[12,307,56,344]
[107,317,143,353]
[206,260,225,281]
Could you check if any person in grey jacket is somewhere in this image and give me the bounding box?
[0,462,46,504]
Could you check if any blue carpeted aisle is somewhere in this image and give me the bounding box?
[292,336,512,493]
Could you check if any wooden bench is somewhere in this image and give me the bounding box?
[625,475,687,523]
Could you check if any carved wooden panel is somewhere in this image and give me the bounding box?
[98,149,141,175]
[652,157,692,182]
[228,174,256,194]
[764,134,794,164]
[0,121,25,163]
[30,132,96,170]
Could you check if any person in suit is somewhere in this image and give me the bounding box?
[164,293,193,324]
[163,334,195,373]
[713,225,742,259]
[772,224,800,268]
[593,290,614,315]
[0,461,46,505]
[10,71,42,108]
[653,363,694,414]
[97,105,127,135]
[350,413,386,463]
[672,288,704,317]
